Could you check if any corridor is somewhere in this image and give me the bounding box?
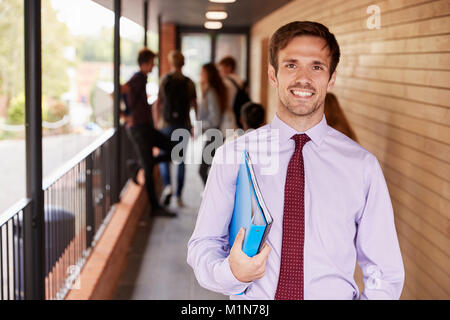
[1,0,448,301]
[113,137,225,300]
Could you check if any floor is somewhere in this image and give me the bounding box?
[113,137,227,300]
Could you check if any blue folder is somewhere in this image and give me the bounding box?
[229,151,273,257]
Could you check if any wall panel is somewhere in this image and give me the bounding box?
[250,0,450,299]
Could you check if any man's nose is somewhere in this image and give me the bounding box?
[294,66,312,84]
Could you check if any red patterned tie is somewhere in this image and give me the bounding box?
[275,133,310,300]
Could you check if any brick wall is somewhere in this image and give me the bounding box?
[159,23,177,76]
[250,0,450,299]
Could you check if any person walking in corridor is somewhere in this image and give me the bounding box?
[240,102,265,131]
[188,21,404,299]
[197,63,228,186]
[124,48,176,218]
[218,56,248,130]
[155,50,197,207]
[324,92,358,142]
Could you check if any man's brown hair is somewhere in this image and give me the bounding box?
[269,21,340,78]
[218,56,236,72]
[168,50,185,69]
[137,48,156,66]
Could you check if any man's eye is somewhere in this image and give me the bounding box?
[313,65,324,70]
[286,63,296,69]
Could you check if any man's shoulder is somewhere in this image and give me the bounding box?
[187,77,196,86]
[163,72,193,84]
[228,73,244,87]
[128,71,145,86]
[181,75,195,87]
[325,126,377,166]
[130,71,144,80]
[218,124,272,154]
[159,72,172,84]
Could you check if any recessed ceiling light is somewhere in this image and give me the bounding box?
[209,0,236,3]
[204,21,223,29]
[205,11,228,20]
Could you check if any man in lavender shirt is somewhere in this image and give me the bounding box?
[187,21,404,300]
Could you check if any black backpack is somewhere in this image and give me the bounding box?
[227,77,250,129]
[162,74,191,126]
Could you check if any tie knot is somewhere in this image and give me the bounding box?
[291,134,310,150]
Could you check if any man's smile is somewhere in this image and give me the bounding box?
[289,88,315,99]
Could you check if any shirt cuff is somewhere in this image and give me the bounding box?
[213,256,252,295]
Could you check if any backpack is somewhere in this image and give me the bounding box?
[227,77,250,129]
[162,73,191,126]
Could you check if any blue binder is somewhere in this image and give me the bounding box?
[229,151,273,257]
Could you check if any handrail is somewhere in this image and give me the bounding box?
[42,115,70,129]
[0,115,70,132]
[42,128,115,190]
[1,128,115,226]
[0,197,31,227]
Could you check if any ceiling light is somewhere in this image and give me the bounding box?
[209,0,236,3]
[205,11,228,20]
[204,21,223,30]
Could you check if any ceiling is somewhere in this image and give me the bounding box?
[94,0,293,31]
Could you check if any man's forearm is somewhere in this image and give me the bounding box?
[187,238,250,296]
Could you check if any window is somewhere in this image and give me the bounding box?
[0,0,25,214]
[181,33,212,92]
[41,0,114,183]
[215,33,247,81]
[120,16,159,106]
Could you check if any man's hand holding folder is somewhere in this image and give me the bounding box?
[229,227,272,283]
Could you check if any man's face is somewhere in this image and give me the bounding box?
[142,59,154,74]
[218,64,231,77]
[268,35,336,119]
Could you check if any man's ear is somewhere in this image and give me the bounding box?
[327,70,337,91]
[268,65,278,89]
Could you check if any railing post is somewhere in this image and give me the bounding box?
[111,0,121,204]
[23,0,45,300]
[85,155,94,248]
[144,0,149,47]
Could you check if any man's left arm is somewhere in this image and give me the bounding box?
[355,154,405,300]
[188,79,198,129]
[187,146,251,295]
[153,76,167,128]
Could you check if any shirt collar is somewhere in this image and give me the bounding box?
[270,112,329,147]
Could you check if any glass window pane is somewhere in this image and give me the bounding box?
[0,0,25,214]
[41,0,114,183]
[215,33,247,80]
[181,33,212,91]
[120,16,159,106]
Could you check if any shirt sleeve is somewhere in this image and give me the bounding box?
[356,154,405,300]
[187,145,251,295]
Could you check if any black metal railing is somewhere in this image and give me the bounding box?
[41,128,115,300]
[0,199,29,300]
[0,126,140,300]
[0,0,137,300]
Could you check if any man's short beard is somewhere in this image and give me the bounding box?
[281,98,323,118]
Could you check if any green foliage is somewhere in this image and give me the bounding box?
[6,93,25,125]
[0,0,25,102]
[4,93,67,126]
[43,99,69,123]
[121,37,143,65]
[75,27,143,66]
[41,0,73,99]
[0,0,72,122]
[75,27,114,63]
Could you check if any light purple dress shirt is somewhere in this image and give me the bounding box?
[187,113,405,300]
